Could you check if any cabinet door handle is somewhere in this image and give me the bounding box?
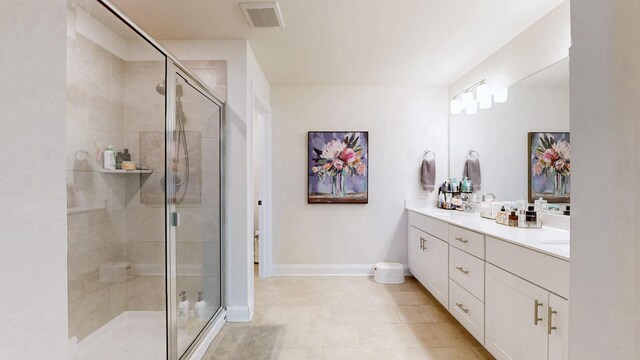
[454,236,469,243]
[420,237,427,251]
[534,299,543,325]
[548,306,558,334]
[456,302,469,313]
[455,266,469,275]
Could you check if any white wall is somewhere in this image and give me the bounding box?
[0,1,69,359]
[128,39,271,321]
[271,86,448,274]
[569,1,640,359]
[449,1,570,98]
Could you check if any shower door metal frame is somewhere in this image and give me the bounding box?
[168,65,227,360]
[94,1,227,360]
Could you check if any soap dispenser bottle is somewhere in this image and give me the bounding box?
[195,291,206,321]
[178,291,190,329]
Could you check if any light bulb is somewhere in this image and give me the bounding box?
[461,92,475,110]
[450,99,462,115]
[466,100,478,115]
[494,87,509,103]
[477,83,492,109]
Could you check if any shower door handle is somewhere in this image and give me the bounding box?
[171,212,181,227]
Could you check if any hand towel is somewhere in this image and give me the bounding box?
[463,158,481,191]
[421,158,436,192]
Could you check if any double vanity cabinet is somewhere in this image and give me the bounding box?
[407,206,570,360]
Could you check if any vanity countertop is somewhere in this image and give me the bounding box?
[406,204,570,261]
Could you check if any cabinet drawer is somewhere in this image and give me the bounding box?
[449,279,485,344]
[486,236,570,299]
[408,211,448,241]
[449,246,485,300]
[448,225,485,259]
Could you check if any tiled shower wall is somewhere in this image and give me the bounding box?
[66,25,227,340]
[66,32,127,340]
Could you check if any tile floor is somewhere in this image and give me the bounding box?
[206,271,495,360]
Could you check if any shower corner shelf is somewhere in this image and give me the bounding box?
[99,169,153,174]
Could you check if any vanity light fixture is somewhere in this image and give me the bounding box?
[476,83,492,109]
[449,79,509,115]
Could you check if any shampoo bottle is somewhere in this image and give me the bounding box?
[103,145,116,170]
[195,291,206,321]
[178,291,190,329]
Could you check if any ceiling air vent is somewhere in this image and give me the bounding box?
[240,2,284,28]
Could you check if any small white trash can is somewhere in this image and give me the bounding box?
[373,262,405,284]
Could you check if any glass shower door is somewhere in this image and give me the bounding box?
[166,66,223,359]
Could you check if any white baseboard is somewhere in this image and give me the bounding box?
[272,264,410,276]
[189,310,226,360]
[226,305,252,322]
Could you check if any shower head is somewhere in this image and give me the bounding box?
[155,80,183,97]
[156,81,166,95]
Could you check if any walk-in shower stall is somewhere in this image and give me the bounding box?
[65,1,225,359]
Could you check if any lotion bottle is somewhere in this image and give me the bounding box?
[103,145,116,170]
[178,291,190,329]
[195,291,206,321]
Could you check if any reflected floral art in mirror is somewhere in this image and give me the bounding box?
[308,131,368,204]
[528,132,570,203]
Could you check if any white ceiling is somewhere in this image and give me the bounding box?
[110,0,565,86]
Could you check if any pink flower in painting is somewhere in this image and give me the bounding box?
[312,166,319,173]
[542,148,559,164]
[357,163,367,176]
[554,159,565,171]
[340,148,357,163]
[533,161,544,176]
[333,159,344,170]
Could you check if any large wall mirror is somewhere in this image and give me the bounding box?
[449,58,570,203]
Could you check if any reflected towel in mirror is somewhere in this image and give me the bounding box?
[463,158,481,191]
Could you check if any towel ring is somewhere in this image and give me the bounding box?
[423,150,435,160]
[466,150,479,160]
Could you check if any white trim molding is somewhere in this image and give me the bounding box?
[225,306,252,322]
[272,264,411,277]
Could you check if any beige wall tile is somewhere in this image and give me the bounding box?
[66,86,88,129]
[88,93,124,137]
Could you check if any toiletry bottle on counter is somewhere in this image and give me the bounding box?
[526,206,538,229]
[123,148,131,161]
[178,291,190,329]
[509,211,518,227]
[496,206,508,225]
[103,145,116,170]
[195,291,206,321]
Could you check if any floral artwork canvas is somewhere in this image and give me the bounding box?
[528,132,570,203]
[308,131,368,204]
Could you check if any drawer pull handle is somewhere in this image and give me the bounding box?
[534,299,543,325]
[548,306,558,334]
[455,266,469,275]
[454,237,469,243]
[456,302,469,313]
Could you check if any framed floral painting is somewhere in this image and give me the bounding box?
[528,132,570,203]
[308,131,368,204]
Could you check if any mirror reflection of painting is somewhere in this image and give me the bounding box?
[528,132,570,203]
[308,131,368,204]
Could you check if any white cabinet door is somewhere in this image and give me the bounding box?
[485,264,548,360]
[424,235,449,307]
[408,226,428,284]
[548,293,569,360]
